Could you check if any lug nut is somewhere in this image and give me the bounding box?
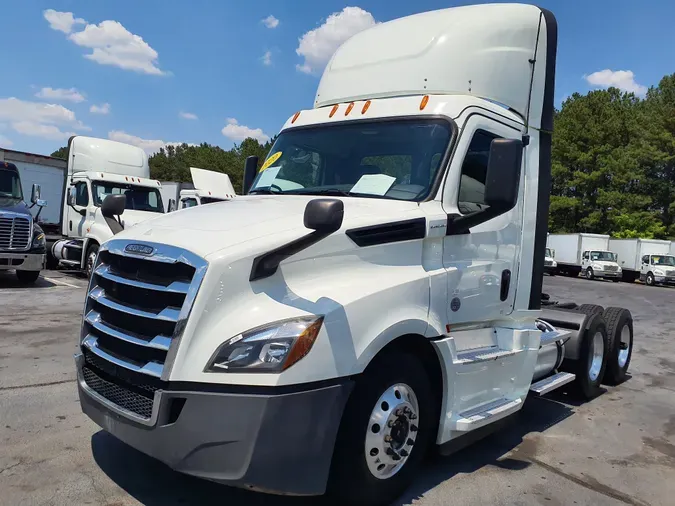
[386,448,395,456]
[407,438,415,446]
[410,424,418,432]
[392,453,401,461]
[388,420,395,428]
[395,408,403,416]
[410,414,417,420]
[384,435,392,443]
[400,449,409,457]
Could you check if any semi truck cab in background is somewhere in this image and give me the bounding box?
[50,136,165,276]
[0,161,47,283]
[544,247,557,275]
[173,167,237,210]
[75,5,636,505]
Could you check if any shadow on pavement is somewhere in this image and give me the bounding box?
[0,271,58,289]
[92,395,574,506]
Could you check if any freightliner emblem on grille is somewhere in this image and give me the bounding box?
[124,243,155,256]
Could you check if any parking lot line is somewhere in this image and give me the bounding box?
[42,276,81,289]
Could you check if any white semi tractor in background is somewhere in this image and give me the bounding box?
[547,233,622,280]
[75,5,635,506]
[174,167,236,210]
[610,238,675,285]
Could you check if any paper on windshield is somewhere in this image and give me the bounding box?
[351,174,396,196]
[255,166,281,188]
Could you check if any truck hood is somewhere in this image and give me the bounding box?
[592,260,620,268]
[112,195,422,258]
[116,209,165,229]
[0,199,31,217]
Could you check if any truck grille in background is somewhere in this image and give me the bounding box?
[0,215,31,251]
[544,260,553,266]
[80,241,207,419]
[666,270,675,277]
[605,265,618,272]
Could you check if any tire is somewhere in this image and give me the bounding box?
[645,272,655,286]
[566,312,609,400]
[612,278,621,283]
[576,304,604,316]
[328,352,435,506]
[602,307,633,385]
[46,248,59,270]
[16,270,40,283]
[85,243,99,278]
[585,267,595,280]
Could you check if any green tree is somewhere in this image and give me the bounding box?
[51,146,68,159]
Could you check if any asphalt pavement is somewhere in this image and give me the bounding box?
[1,271,674,506]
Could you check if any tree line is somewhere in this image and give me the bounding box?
[50,73,675,238]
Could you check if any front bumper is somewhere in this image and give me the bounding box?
[76,353,354,496]
[595,270,621,278]
[544,265,557,274]
[0,252,45,271]
[654,276,675,285]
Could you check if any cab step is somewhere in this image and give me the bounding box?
[529,371,576,396]
[453,397,522,431]
[455,346,517,365]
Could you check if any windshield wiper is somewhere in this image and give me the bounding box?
[249,187,280,195]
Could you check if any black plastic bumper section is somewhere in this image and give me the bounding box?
[76,353,354,495]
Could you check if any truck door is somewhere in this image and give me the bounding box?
[441,115,523,325]
[67,181,89,237]
[581,251,590,270]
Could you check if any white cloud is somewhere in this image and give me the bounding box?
[584,69,647,96]
[296,7,377,75]
[90,103,111,114]
[43,9,85,34]
[108,130,194,155]
[36,87,86,103]
[221,118,270,143]
[0,134,13,147]
[262,15,279,29]
[0,97,89,141]
[261,51,272,66]
[45,10,167,75]
[179,111,198,120]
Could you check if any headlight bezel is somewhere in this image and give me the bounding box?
[205,316,325,374]
[32,232,46,248]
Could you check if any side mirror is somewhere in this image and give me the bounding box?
[551,249,555,258]
[484,138,523,212]
[31,184,41,204]
[37,199,47,207]
[168,199,176,212]
[243,155,259,195]
[101,194,126,218]
[304,198,344,233]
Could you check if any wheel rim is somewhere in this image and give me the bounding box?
[588,331,604,382]
[87,252,96,277]
[647,275,653,285]
[618,324,631,368]
[364,383,419,480]
[586,269,593,279]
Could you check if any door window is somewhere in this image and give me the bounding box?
[642,255,649,264]
[74,182,89,206]
[457,130,500,214]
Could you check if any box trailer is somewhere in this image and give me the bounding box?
[547,233,621,280]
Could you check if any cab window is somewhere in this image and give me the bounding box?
[74,182,89,206]
[457,130,500,214]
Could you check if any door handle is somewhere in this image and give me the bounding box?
[69,220,72,231]
[500,269,511,301]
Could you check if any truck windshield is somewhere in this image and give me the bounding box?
[545,248,553,257]
[590,251,616,262]
[652,256,675,266]
[92,182,164,213]
[0,167,23,203]
[250,119,453,201]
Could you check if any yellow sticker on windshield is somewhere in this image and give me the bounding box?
[260,151,282,171]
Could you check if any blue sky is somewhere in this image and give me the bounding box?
[1,0,674,156]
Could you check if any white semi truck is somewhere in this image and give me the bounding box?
[50,136,166,276]
[174,167,236,210]
[75,5,635,505]
[610,238,675,285]
[547,233,622,280]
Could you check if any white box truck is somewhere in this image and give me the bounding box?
[74,5,635,505]
[547,233,621,280]
[610,238,675,285]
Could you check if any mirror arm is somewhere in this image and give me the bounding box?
[446,204,511,236]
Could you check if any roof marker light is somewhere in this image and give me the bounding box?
[291,111,301,124]
[362,100,371,114]
[345,102,355,116]
[329,104,339,118]
[420,95,430,110]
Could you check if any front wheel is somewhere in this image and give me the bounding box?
[585,267,595,280]
[328,352,435,506]
[16,270,40,284]
[85,243,99,278]
[645,272,655,286]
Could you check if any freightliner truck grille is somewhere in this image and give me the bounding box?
[0,214,32,251]
[79,239,207,420]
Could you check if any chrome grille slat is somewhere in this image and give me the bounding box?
[85,310,172,351]
[88,285,181,322]
[94,264,190,294]
[0,214,32,251]
[82,335,164,378]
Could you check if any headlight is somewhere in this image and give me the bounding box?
[592,263,603,270]
[617,266,622,272]
[32,232,45,247]
[205,316,324,373]
[552,260,557,267]
[654,269,665,276]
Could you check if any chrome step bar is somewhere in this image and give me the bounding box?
[455,346,518,365]
[82,335,163,378]
[89,286,181,322]
[94,264,190,294]
[85,310,171,351]
[453,397,523,431]
[529,371,576,396]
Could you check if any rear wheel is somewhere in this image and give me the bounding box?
[16,270,40,284]
[576,304,604,316]
[85,243,99,278]
[602,307,633,385]
[585,267,595,280]
[328,352,434,506]
[568,312,609,399]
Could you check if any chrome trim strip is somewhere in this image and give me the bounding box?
[0,211,32,252]
[82,335,163,378]
[75,352,161,427]
[94,264,190,294]
[88,285,181,322]
[85,310,171,351]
